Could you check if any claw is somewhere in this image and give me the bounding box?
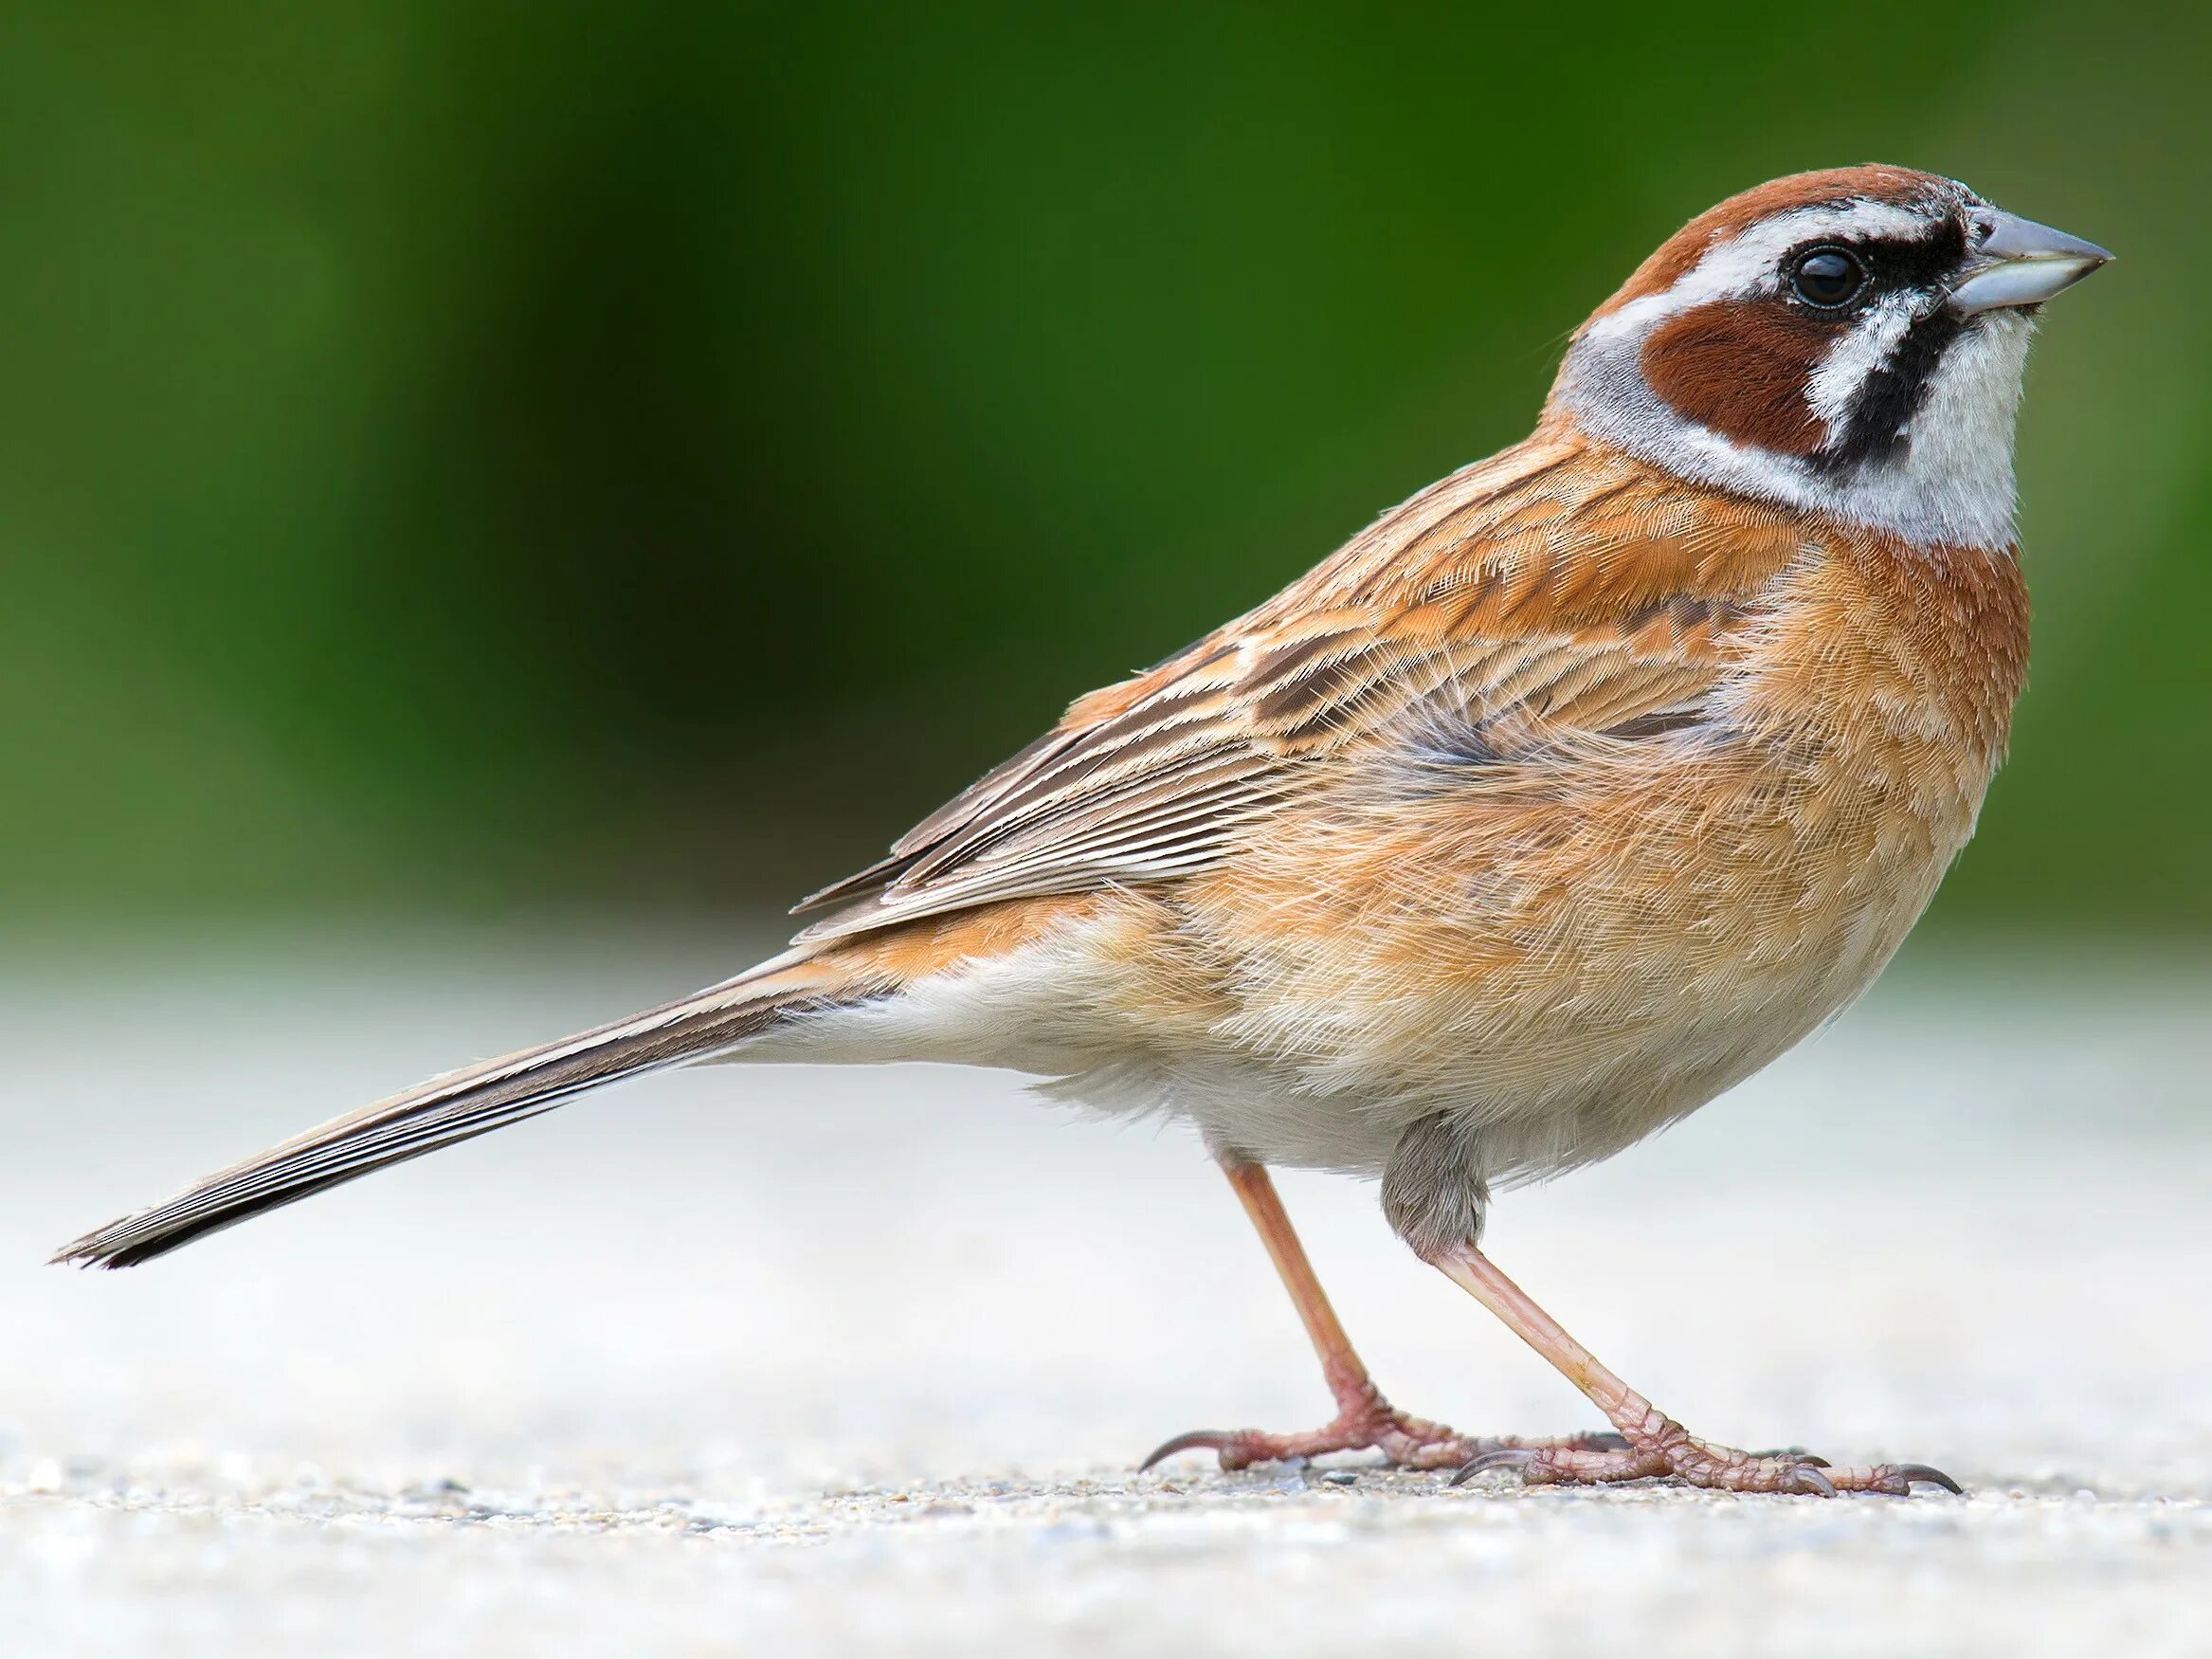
[1791,1463,1839,1498]
[1139,1430,1235,1472]
[1896,1463,1964,1495]
[1449,1447,1536,1487]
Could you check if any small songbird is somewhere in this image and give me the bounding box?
[59,166,2109,1497]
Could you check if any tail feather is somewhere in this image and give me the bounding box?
[52,955,859,1269]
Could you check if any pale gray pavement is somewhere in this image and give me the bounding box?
[3,925,2208,1655]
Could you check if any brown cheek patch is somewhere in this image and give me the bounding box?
[1639,299,1836,458]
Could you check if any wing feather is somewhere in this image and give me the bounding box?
[793,436,1809,943]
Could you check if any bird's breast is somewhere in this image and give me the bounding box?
[1171,530,2030,1179]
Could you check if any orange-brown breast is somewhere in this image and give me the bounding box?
[1157,461,2031,1176]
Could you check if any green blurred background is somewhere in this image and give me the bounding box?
[6,0,2203,931]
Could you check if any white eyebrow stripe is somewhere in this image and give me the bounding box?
[1585,200,1934,346]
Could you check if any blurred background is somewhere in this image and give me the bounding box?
[4,0,2203,929]
[3,7,2209,1653]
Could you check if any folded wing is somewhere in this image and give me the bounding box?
[793,439,1810,944]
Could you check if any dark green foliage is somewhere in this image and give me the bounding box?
[3,2,2200,927]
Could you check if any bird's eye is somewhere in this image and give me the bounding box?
[1790,247,1865,308]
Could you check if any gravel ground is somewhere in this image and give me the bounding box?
[4,926,2208,1656]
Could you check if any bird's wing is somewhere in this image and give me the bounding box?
[792,437,1810,943]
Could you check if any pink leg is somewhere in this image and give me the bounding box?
[1431,1244,1961,1496]
[1142,1160,1619,1472]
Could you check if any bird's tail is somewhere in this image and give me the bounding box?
[51,950,874,1269]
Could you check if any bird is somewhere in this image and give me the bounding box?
[56,165,2110,1497]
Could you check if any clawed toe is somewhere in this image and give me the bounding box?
[1140,1414,1458,1473]
[1447,1447,1536,1486]
[1450,1418,1960,1498]
[1789,1462,1839,1497]
[1142,1411,1623,1476]
[1895,1463,1965,1495]
[1140,1429,1245,1471]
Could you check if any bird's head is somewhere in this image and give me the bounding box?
[1550,165,2110,550]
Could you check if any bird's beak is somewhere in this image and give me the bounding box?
[1947,210,2112,315]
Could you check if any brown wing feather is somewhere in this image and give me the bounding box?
[792,430,1810,944]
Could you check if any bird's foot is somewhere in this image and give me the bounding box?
[1450,1410,1961,1497]
[1141,1377,1624,1473]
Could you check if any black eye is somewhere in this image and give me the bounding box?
[1791,246,1865,308]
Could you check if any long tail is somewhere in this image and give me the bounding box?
[52,951,869,1269]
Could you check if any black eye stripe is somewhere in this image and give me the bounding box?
[1812,306,1967,475]
[1794,211,1974,474]
[1782,213,1969,294]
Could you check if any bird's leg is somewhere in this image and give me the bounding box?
[1142,1158,1622,1472]
[1428,1242,1961,1497]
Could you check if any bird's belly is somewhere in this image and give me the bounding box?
[1165,731,1995,1181]
[1170,910,1925,1183]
